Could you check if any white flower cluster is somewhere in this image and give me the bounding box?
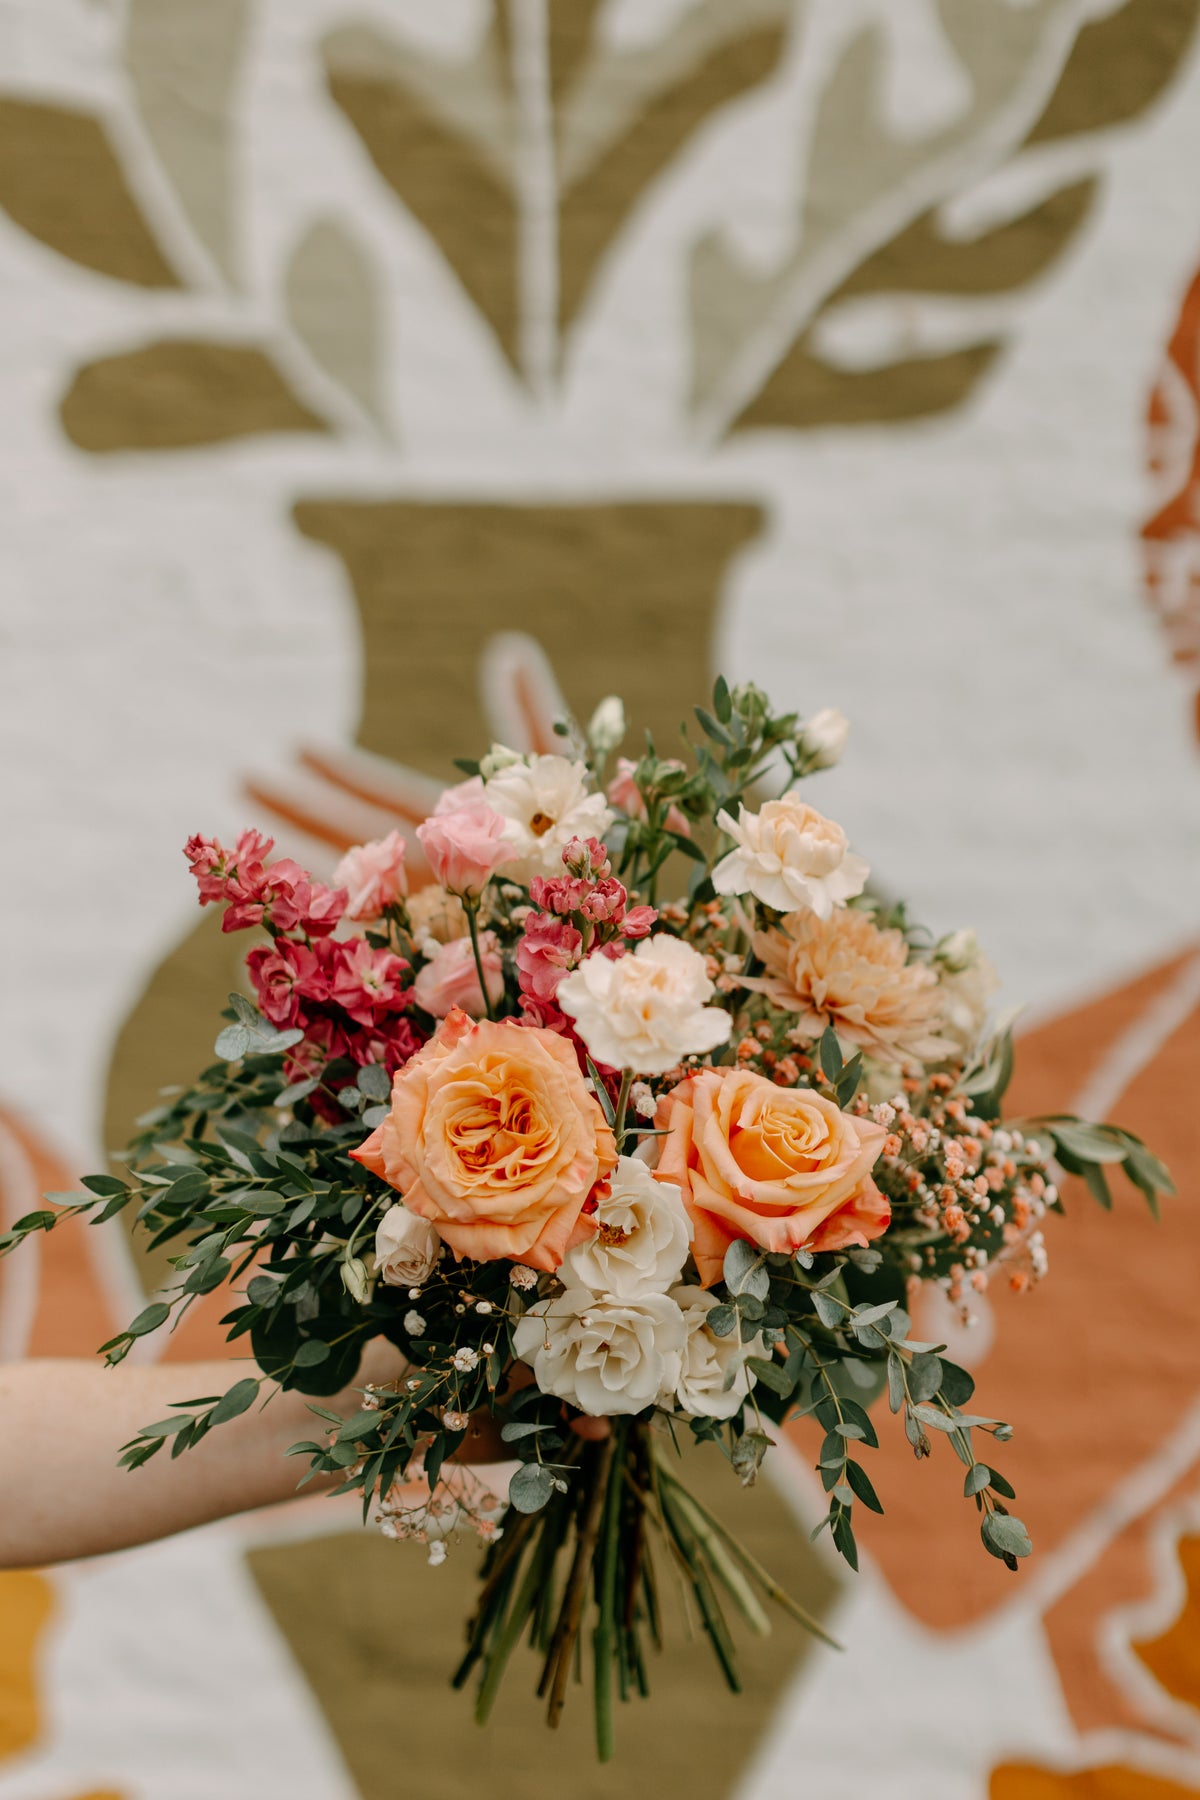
[512,1156,760,1420]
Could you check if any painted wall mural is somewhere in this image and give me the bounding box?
[4,1,1200,1796]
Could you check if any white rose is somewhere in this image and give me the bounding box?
[712,795,869,916]
[665,1286,763,1419]
[373,1203,440,1287]
[587,695,627,755]
[484,753,613,882]
[937,943,999,1050]
[563,1154,691,1299]
[557,936,732,1076]
[799,707,849,771]
[512,1285,686,1416]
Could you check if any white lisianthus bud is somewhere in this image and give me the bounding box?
[341,1254,373,1304]
[712,796,868,917]
[665,1286,763,1419]
[513,1286,687,1416]
[479,742,526,781]
[587,695,627,755]
[799,707,849,771]
[563,1155,691,1300]
[373,1203,441,1287]
[557,936,731,1076]
[935,927,981,973]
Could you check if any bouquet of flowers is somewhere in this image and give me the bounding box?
[2,679,1171,1760]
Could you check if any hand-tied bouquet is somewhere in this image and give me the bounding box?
[3,680,1172,1758]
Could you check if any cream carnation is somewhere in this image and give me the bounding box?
[936,932,999,1050]
[373,1203,440,1287]
[512,1286,686,1417]
[557,936,732,1076]
[666,1285,763,1419]
[563,1154,691,1299]
[747,907,958,1067]
[484,754,613,883]
[712,796,868,917]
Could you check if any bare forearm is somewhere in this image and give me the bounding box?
[0,1346,399,1567]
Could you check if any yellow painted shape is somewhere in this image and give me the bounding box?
[1134,1535,1200,1713]
[991,1765,1200,1800]
[0,1569,54,1763]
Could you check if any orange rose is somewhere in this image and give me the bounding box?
[350,1010,616,1271]
[654,1067,889,1286]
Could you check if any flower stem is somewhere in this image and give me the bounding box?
[541,1433,616,1726]
[465,901,495,1021]
[593,1418,628,1761]
[614,1069,634,1148]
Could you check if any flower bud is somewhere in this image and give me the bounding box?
[587,695,627,755]
[479,742,525,781]
[936,927,981,973]
[799,707,849,771]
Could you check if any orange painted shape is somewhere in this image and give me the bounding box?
[1134,1536,1200,1715]
[991,1765,1200,1800]
[0,1570,54,1763]
[801,947,1200,1632]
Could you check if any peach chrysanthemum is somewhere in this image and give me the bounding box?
[745,908,957,1068]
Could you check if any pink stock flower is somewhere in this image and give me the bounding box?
[356,1015,425,1074]
[334,831,408,921]
[562,836,611,879]
[329,939,410,1027]
[529,873,592,916]
[606,759,691,837]
[295,877,348,937]
[516,913,583,1003]
[246,940,321,1029]
[414,931,505,1019]
[621,905,658,940]
[184,829,274,904]
[416,804,514,897]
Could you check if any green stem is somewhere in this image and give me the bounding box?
[614,1069,635,1149]
[465,901,495,1021]
[593,1419,628,1761]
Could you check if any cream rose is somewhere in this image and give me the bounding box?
[373,1202,441,1287]
[798,707,849,771]
[563,1154,691,1299]
[351,1011,617,1270]
[655,1066,888,1286]
[666,1285,763,1419]
[746,907,957,1068]
[484,754,613,883]
[512,1286,686,1416]
[712,796,868,917]
[557,936,732,1076]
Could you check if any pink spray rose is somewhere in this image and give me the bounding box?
[416,804,514,897]
[334,831,407,921]
[414,931,505,1018]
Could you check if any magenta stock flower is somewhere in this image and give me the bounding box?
[329,939,410,1027]
[246,940,322,1029]
[416,803,514,897]
[184,829,274,904]
[334,830,408,921]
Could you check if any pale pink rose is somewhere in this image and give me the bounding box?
[413,931,505,1018]
[416,804,514,897]
[433,775,486,816]
[334,830,408,921]
[606,759,691,837]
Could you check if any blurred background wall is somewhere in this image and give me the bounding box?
[3,1,1200,1795]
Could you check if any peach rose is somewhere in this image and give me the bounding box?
[350,1010,617,1270]
[654,1067,888,1285]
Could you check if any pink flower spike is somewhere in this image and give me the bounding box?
[416,804,514,898]
[334,831,408,921]
[622,905,658,940]
[329,939,410,1027]
[516,913,583,1003]
[562,836,611,880]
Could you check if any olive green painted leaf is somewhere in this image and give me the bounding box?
[321,22,520,374]
[59,340,329,452]
[0,98,179,288]
[285,218,388,428]
[694,0,1200,440]
[125,0,249,282]
[553,0,791,339]
[1027,0,1200,144]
